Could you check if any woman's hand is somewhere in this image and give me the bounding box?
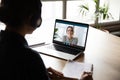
[47,67,64,80]
[80,72,93,80]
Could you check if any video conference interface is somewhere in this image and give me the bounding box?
[53,20,88,48]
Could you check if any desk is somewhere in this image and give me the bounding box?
[33,27,120,80]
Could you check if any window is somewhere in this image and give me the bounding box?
[67,0,120,23]
[66,0,95,23]
[106,0,120,21]
[40,0,120,24]
[42,1,63,22]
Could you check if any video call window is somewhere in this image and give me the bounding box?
[53,21,88,47]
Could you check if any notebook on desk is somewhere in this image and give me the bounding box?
[32,19,89,60]
[62,61,93,80]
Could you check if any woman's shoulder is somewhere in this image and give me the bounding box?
[24,47,41,58]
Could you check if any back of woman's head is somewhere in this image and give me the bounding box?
[0,0,42,29]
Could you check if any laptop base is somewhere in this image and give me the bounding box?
[32,43,84,60]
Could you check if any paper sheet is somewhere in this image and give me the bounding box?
[62,61,93,79]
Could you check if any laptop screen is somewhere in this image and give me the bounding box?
[53,19,89,50]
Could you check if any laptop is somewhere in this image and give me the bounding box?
[32,19,89,60]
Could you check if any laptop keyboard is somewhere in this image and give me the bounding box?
[47,44,81,55]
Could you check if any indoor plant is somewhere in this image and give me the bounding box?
[79,0,113,29]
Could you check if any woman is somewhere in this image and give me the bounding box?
[63,26,78,46]
[0,0,51,80]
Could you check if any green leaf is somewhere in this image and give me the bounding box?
[79,4,89,16]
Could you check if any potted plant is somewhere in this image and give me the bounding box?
[79,0,113,30]
[53,28,58,39]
